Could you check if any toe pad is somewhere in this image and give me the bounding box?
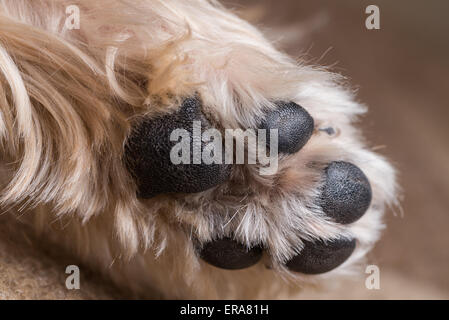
[320,161,372,224]
[260,101,314,154]
[286,238,356,274]
[197,237,263,270]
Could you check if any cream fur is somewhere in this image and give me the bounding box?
[0,0,397,298]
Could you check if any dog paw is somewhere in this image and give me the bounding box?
[123,93,391,280]
[0,0,399,299]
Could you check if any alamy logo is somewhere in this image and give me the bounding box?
[170,121,279,175]
[365,265,380,290]
[65,265,80,290]
[365,5,380,30]
[65,5,80,30]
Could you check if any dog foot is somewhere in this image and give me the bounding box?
[0,0,399,299]
[124,95,388,278]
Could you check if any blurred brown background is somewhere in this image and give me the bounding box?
[223,0,449,298]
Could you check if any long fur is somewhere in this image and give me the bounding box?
[0,0,397,298]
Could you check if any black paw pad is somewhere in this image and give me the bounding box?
[124,97,231,198]
[260,101,314,154]
[320,161,372,224]
[197,237,263,270]
[286,238,356,274]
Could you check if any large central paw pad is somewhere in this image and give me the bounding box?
[124,97,231,198]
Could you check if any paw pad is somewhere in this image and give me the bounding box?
[260,101,314,154]
[124,97,231,198]
[285,238,356,274]
[125,97,369,277]
[197,237,263,270]
[320,161,372,224]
